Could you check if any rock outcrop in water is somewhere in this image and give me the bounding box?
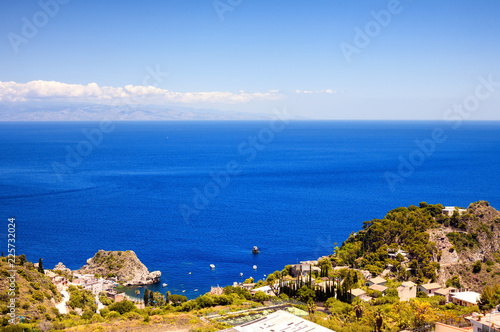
[77,250,161,286]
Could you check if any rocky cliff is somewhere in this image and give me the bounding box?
[77,250,161,286]
[435,201,500,290]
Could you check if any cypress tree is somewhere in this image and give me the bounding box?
[144,289,149,306]
[38,258,44,274]
[149,290,154,307]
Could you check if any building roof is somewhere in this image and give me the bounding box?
[368,277,386,284]
[420,282,442,290]
[350,288,367,297]
[435,287,456,296]
[401,281,417,287]
[369,284,388,293]
[467,311,500,329]
[222,310,334,332]
[452,292,481,305]
[251,286,272,293]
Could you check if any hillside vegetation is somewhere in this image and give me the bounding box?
[1,255,61,326]
[335,201,500,289]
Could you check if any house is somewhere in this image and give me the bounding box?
[240,283,255,291]
[53,276,68,291]
[434,287,457,303]
[466,311,500,332]
[397,281,417,301]
[388,249,408,260]
[350,288,371,302]
[366,277,387,287]
[451,292,481,307]
[250,285,275,296]
[419,283,442,296]
[369,284,388,295]
[221,310,333,332]
[442,206,467,216]
[291,264,311,277]
[106,290,125,302]
[83,280,103,295]
[210,286,224,295]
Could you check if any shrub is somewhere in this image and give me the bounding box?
[123,311,143,320]
[100,308,109,317]
[106,310,121,319]
[473,261,482,273]
[108,300,136,315]
[91,313,104,323]
[82,309,94,320]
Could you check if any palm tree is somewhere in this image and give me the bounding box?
[307,299,316,317]
[352,298,363,321]
[375,309,383,332]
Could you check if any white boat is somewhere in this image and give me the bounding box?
[162,283,167,287]
[194,289,198,292]
[240,272,243,277]
[253,265,257,270]
[182,290,186,293]
[210,264,215,269]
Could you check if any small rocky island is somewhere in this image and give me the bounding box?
[77,250,161,286]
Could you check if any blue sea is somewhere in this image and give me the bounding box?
[1,120,499,299]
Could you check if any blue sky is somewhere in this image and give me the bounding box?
[0,0,499,119]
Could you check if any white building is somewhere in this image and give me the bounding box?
[442,206,467,216]
[451,291,481,307]
[467,311,500,332]
[222,310,335,332]
[397,281,417,301]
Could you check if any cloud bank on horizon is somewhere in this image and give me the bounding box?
[0,80,290,105]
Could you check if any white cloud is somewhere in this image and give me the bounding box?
[294,89,337,94]
[0,80,284,104]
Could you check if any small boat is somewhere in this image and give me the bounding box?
[182,290,186,293]
[194,289,198,292]
[253,265,257,270]
[188,272,191,275]
[162,283,167,287]
[252,246,259,254]
[240,272,243,277]
[210,264,215,269]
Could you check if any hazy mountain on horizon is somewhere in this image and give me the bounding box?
[0,103,282,121]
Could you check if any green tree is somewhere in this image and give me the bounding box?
[375,309,384,332]
[149,290,154,306]
[38,258,44,274]
[143,289,149,306]
[296,286,315,303]
[352,298,363,321]
[254,291,270,303]
[472,260,482,273]
[445,276,462,289]
[479,284,500,311]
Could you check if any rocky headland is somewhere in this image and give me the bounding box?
[76,250,161,286]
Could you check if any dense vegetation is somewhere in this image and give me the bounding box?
[335,202,445,281]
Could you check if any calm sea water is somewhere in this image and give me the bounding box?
[1,120,499,299]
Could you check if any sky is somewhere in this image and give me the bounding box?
[0,0,499,120]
